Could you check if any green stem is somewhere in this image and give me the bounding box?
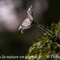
[33,21,60,45]
[33,21,53,35]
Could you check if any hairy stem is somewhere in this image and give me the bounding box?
[33,21,60,45]
[33,21,53,35]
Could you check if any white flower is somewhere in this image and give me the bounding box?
[18,18,32,33]
[18,5,33,33]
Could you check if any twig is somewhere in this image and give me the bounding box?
[33,21,53,35]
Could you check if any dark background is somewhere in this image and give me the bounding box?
[0,0,60,59]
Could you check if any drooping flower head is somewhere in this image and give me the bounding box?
[18,5,34,33]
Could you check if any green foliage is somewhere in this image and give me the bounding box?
[26,20,60,60]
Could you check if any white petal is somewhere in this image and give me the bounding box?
[22,18,32,27]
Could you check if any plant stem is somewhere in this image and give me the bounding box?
[33,21,60,45]
[33,21,53,35]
